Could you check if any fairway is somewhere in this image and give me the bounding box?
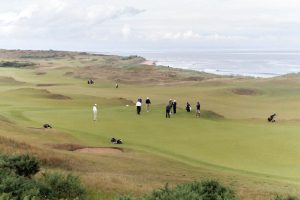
[1,50,300,199]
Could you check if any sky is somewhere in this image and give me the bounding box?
[1,0,300,51]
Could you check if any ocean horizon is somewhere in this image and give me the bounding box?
[104,50,300,78]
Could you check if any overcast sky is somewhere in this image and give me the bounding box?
[1,0,300,51]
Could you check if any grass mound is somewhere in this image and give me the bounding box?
[0,76,24,85]
[7,88,72,100]
[201,110,225,120]
[0,115,12,124]
[232,88,261,96]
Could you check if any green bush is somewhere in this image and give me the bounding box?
[0,154,40,178]
[118,196,136,200]
[0,169,40,199]
[273,195,300,200]
[0,61,34,68]
[119,180,237,200]
[0,154,86,200]
[39,172,86,199]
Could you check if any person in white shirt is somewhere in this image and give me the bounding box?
[136,101,142,115]
[92,104,98,121]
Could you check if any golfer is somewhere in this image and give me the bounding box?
[186,102,191,112]
[93,104,98,121]
[146,97,151,112]
[136,100,142,115]
[196,101,201,117]
[166,103,171,118]
[173,100,177,114]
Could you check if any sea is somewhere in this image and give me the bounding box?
[104,50,300,78]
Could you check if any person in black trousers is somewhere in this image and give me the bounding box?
[196,101,201,117]
[173,100,177,114]
[186,102,191,112]
[166,104,171,118]
[136,100,142,115]
[146,97,151,112]
[168,99,173,114]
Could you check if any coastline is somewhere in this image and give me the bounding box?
[107,50,300,78]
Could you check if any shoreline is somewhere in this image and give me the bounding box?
[106,50,300,79]
[1,48,299,79]
[140,59,281,79]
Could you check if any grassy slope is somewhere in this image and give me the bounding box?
[0,50,300,199]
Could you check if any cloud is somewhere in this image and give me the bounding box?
[1,0,300,50]
[0,0,144,39]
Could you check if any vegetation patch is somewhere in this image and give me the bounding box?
[232,88,261,96]
[273,195,300,200]
[119,180,237,200]
[0,61,35,68]
[35,72,47,75]
[183,76,206,81]
[0,154,86,199]
[201,110,225,120]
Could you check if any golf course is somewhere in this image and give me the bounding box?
[0,49,300,199]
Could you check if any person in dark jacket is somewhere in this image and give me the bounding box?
[173,100,177,114]
[146,97,151,112]
[166,104,171,118]
[186,102,191,112]
[168,99,173,114]
[196,101,201,117]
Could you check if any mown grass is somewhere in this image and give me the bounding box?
[0,49,300,199]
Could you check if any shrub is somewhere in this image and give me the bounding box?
[119,180,237,200]
[39,172,86,199]
[0,61,34,68]
[118,196,136,200]
[0,154,86,200]
[0,154,40,178]
[0,169,40,199]
[273,195,300,200]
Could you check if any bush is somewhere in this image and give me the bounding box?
[0,154,86,200]
[0,154,40,178]
[119,180,237,200]
[118,196,136,200]
[39,172,86,199]
[0,61,34,68]
[273,195,300,200]
[0,169,40,199]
